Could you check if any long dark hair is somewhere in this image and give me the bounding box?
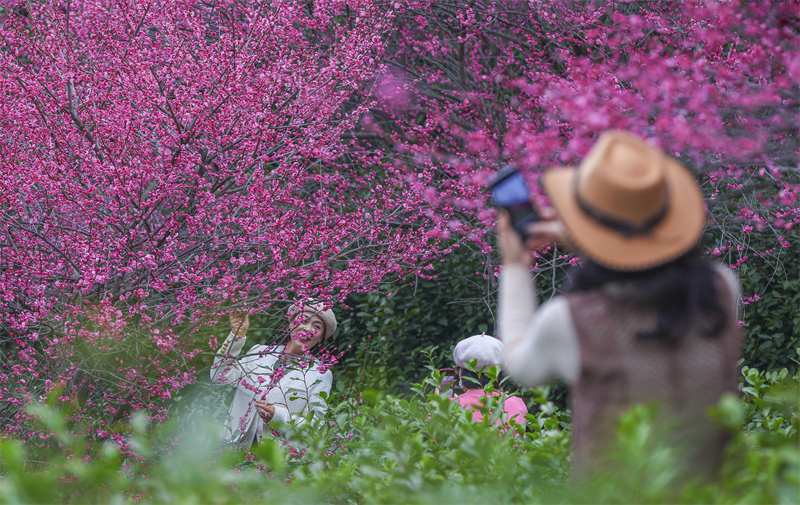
[565,249,726,346]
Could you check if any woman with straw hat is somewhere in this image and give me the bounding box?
[497,131,743,478]
[211,300,337,447]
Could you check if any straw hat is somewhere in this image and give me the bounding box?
[287,300,337,340]
[541,131,706,271]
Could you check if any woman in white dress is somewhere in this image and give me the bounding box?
[211,301,337,447]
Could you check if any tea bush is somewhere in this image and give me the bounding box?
[0,361,797,504]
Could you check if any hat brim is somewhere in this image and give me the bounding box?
[541,158,706,271]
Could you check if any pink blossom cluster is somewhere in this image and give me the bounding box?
[362,0,797,301]
[0,0,442,442]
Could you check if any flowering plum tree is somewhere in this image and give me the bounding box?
[348,0,798,359]
[364,0,798,246]
[323,0,799,393]
[0,0,798,449]
[0,0,458,442]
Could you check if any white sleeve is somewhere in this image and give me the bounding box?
[269,371,332,426]
[210,331,248,385]
[499,264,580,386]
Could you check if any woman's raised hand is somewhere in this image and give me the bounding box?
[523,207,568,251]
[229,312,250,339]
[254,399,275,423]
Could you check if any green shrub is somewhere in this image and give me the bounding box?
[1,361,797,504]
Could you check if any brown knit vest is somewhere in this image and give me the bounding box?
[565,271,743,478]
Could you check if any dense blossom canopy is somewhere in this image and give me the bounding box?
[0,0,797,442]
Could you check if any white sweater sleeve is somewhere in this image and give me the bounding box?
[499,264,580,386]
[210,331,248,385]
[270,370,332,426]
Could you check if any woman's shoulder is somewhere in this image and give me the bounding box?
[304,363,333,391]
[710,262,740,291]
[502,394,529,413]
[285,356,333,378]
[709,262,742,317]
[311,363,334,379]
[504,394,527,406]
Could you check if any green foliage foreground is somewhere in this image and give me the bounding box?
[1,364,798,505]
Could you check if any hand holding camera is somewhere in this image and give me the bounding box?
[489,165,567,266]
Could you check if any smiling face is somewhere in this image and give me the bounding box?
[284,311,326,355]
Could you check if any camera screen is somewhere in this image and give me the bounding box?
[492,171,530,207]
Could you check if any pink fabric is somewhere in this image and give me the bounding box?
[456,390,528,431]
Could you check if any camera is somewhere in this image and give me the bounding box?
[489,164,539,239]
